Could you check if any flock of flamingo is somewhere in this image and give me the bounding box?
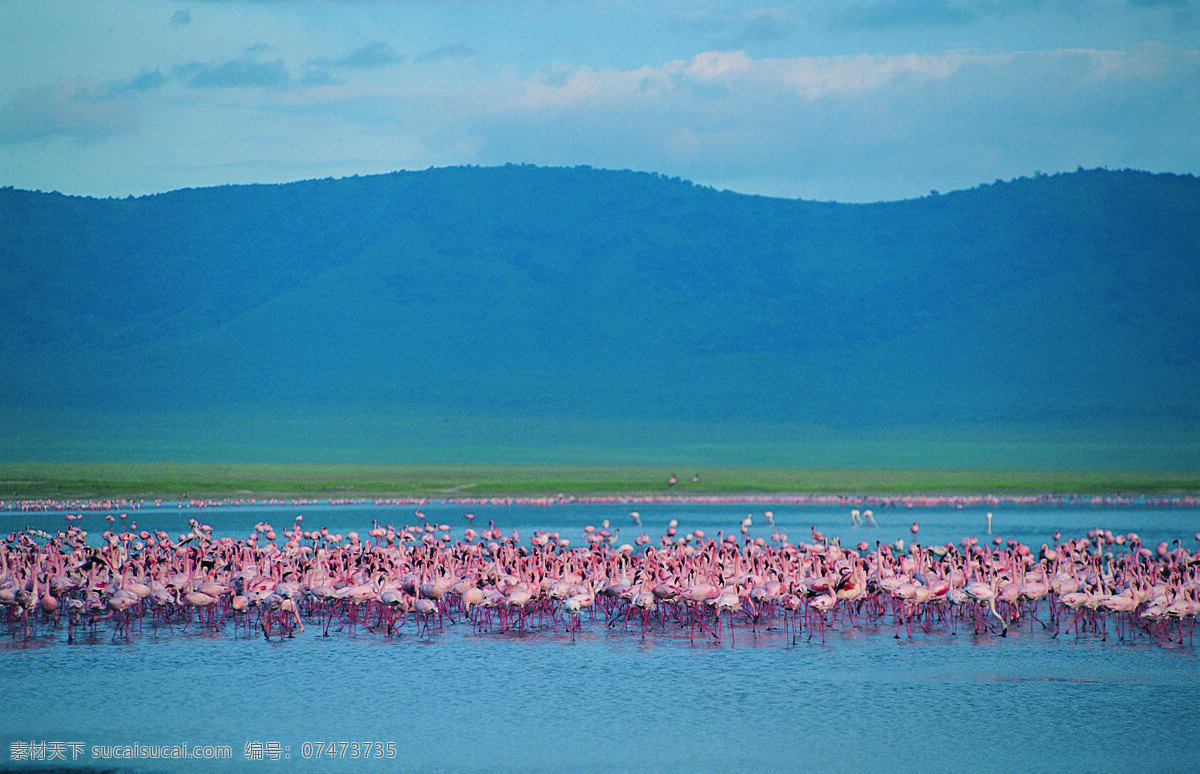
[2,500,1198,646]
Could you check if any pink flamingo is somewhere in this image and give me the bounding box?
[963,580,1007,636]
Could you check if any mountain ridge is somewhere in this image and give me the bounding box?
[2,165,1197,466]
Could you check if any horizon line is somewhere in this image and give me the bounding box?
[4,163,1193,206]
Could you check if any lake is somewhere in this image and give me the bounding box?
[2,497,1198,773]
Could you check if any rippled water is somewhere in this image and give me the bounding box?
[3,500,1199,773]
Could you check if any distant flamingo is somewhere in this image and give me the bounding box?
[0,496,1194,650]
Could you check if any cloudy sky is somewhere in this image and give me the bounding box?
[2,0,1197,202]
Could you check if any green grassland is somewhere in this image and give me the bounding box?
[2,462,1198,500]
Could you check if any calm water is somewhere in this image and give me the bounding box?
[3,500,1199,773]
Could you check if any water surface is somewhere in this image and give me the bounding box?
[2,500,1198,773]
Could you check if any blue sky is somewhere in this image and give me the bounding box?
[1,0,1197,202]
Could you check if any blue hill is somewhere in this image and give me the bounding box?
[2,165,1197,467]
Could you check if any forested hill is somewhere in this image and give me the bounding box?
[2,166,1198,464]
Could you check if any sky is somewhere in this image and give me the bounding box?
[1,1,1198,203]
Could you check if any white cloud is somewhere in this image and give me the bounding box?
[1,0,1196,203]
[309,41,404,70]
[504,43,1199,112]
[188,58,290,88]
[0,78,139,144]
[455,44,1200,200]
[678,49,754,80]
[778,51,973,97]
[415,43,478,64]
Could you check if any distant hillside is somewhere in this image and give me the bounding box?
[2,166,1198,467]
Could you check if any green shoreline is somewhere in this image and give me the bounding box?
[2,463,1199,500]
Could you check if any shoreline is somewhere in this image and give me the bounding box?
[3,462,1200,500]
